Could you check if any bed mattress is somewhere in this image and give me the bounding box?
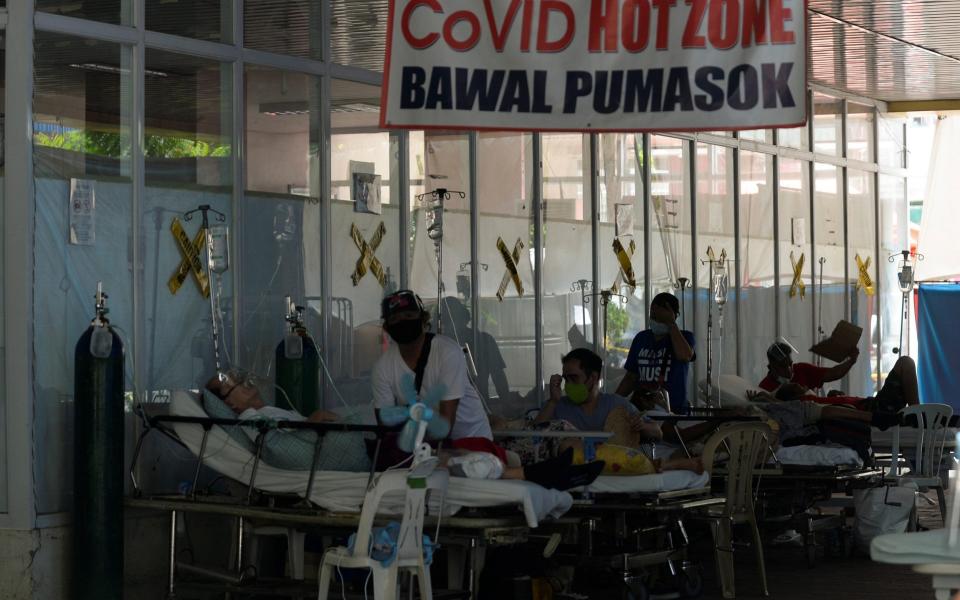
[775,444,863,467]
[168,391,572,527]
[578,470,710,494]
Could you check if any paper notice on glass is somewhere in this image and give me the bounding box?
[810,320,863,363]
[69,178,96,246]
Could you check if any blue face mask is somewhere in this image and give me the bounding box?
[650,321,671,336]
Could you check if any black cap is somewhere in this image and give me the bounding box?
[381,290,425,320]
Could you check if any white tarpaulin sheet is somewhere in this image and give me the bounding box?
[382,0,807,132]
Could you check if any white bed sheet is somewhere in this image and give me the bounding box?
[576,470,710,494]
[168,392,572,527]
[871,529,960,565]
[774,445,863,467]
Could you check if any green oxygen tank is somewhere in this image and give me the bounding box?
[275,296,320,414]
[73,282,125,600]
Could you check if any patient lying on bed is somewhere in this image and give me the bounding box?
[206,368,604,490]
[536,348,703,475]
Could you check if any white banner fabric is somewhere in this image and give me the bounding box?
[382,0,807,132]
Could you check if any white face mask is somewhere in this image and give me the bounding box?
[776,375,792,386]
[650,321,670,336]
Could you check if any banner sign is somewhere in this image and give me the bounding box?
[381,0,807,132]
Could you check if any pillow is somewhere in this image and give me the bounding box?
[697,374,757,407]
[201,388,255,452]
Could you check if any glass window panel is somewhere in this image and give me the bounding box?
[694,144,737,405]
[37,0,128,25]
[0,41,6,513]
[739,151,776,386]
[598,134,645,391]
[245,0,323,60]
[139,53,235,497]
[330,0,389,71]
[879,176,908,381]
[147,0,230,43]
[879,116,906,169]
[649,136,693,404]
[848,169,877,397]
[142,49,233,399]
[847,103,875,163]
[739,129,772,144]
[542,134,592,393]
[239,67,322,393]
[814,163,846,390]
[813,93,843,156]
[330,126,400,397]
[476,133,536,416]
[778,158,813,361]
[408,132,470,336]
[331,79,383,130]
[33,33,133,513]
[777,125,808,150]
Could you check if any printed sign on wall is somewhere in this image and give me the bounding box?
[382,0,807,132]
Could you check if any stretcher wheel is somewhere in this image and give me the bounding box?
[678,570,704,598]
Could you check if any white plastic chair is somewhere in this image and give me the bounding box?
[318,468,449,600]
[700,422,774,599]
[889,403,953,525]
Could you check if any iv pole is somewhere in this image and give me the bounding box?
[815,257,826,367]
[890,250,923,356]
[699,248,731,407]
[674,277,690,330]
[417,187,465,335]
[184,204,228,378]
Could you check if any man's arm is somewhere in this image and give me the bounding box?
[535,374,564,424]
[651,304,694,362]
[668,324,694,362]
[822,348,859,383]
[438,399,460,433]
[615,371,637,397]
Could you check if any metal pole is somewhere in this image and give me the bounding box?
[642,134,652,329]
[168,510,178,599]
[399,130,411,289]
[533,133,544,407]
[589,134,601,353]
[469,132,480,357]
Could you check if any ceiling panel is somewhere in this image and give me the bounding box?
[809,1,960,101]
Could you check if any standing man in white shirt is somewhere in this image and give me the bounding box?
[371,290,492,443]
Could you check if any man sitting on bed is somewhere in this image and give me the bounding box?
[759,341,919,415]
[371,289,605,490]
[538,347,703,475]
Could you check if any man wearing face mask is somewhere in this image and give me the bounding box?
[537,348,703,475]
[372,290,492,442]
[372,290,607,489]
[615,292,696,414]
[759,341,859,395]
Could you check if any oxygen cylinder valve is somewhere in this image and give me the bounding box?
[284,295,305,331]
[93,281,110,326]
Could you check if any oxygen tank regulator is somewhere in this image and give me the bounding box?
[89,281,115,359]
[283,295,306,360]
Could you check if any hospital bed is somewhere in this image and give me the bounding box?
[493,424,721,599]
[750,445,884,567]
[127,391,575,599]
